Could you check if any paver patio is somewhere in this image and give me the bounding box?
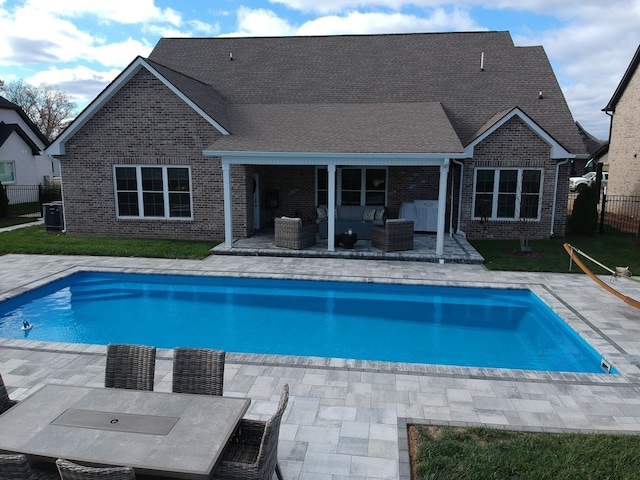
[1,253,640,480]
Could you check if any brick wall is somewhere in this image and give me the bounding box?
[607,68,640,196]
[460,116,568,240]
[60,68,249,241]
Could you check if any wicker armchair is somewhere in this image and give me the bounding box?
[0,453,60,480]
[211,384,289,480]
[56,459,135,480]
[274,217,316,250]
[371,219,414,252]
[105,344,156,391]
[0,372,18,414]
[172,347,225,396]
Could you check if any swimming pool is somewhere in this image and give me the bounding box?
[0,272,613,374]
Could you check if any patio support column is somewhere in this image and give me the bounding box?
[222,161,233,249]
[327,163,336,251]
[436,159,449,255]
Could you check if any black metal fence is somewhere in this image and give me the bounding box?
[568,192,640,235]
[4,184,62,216]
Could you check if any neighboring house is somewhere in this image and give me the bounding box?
[574,122,607,176]
[603,44,640,196]
[0,96,58,187]
[47,32,586,252]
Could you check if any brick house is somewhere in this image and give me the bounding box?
[47,32,586,253]
[603,44,640,196]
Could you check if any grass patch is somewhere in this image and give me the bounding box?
[470,235,640,274]
[0,217,39,228]
[410,424,640,480]
[0,225,215,259]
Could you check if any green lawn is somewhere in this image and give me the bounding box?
[411,425,640,480]
[0,216,39,228]
[470,235,640,275]
[0,225,216,259]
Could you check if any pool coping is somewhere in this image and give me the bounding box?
[1,263,637,387]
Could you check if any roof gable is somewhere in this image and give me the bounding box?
[0,121,41,154]
[46,57,229,155]
[149,32,585,155]
[0,95,49,146]
[464,107,573,159]
[604,44,640,112]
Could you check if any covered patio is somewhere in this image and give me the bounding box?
[204,102,467,255]
[211,230,484,264]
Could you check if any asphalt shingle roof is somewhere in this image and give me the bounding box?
[145,59,230,132]
[207,102,463,154]
[147,31,585,155]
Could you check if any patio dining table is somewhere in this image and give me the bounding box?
[0,384,250,479]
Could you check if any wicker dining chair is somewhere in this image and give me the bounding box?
[0,453,60,480]
[104,343,156,391]
[172,347,225,396]
[0,372,18,415]
[56,459,135,480]
[211,384,289,480]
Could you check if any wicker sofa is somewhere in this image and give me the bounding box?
[317,205,385,240]
[274,217,317,249]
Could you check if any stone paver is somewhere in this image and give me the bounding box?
[1,253,640,479]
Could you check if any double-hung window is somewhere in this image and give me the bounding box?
[473,168,542,220]
[114,166,192,219]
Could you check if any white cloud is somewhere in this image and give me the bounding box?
[25,65,122,107]
[225,5,483,37]
[22,0,182,25]
[511,2,640,139]
[222,7,297,36]
[90,38,154,68]
[298,7,483,35]
[267,0,632,16]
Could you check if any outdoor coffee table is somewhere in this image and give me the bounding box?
[339,232,358,249]
[0,384,250,479]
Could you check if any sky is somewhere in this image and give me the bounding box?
[1,0,639,141]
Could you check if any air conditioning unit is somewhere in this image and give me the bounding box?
[43,202,64,231]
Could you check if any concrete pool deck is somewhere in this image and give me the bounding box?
[2,253,640,480]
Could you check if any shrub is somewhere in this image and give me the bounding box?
[0,183,9,218]
[570,184,598,234]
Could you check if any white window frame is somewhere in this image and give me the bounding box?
[0,161,16,184]
[113,165,193,220]
[472,167,543,221]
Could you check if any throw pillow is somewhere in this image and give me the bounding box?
[316,207,327,220]
[374,208,386,221]
[363,208,376,221]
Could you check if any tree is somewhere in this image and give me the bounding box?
[0,183,9,218]
[0,80,76,141]
[570,184,599,235]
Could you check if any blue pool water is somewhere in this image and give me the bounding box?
[0,272,612,373]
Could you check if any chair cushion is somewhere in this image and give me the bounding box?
[279,216,302,226]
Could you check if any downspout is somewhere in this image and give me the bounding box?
[451,159,465,237]
[550,158,570,237]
